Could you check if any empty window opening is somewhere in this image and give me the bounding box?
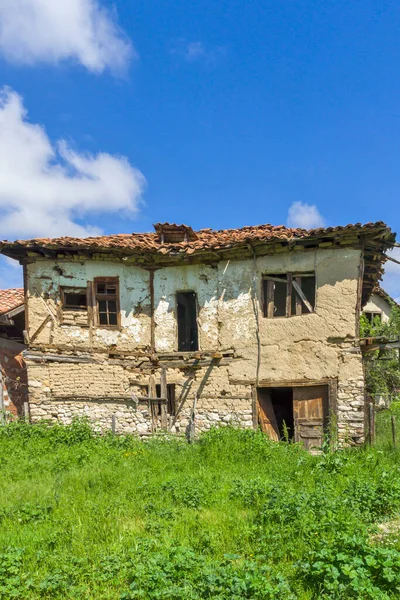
[177,291,199,351]
[263,273,315,318]
[155,383,176,416]
[94,278,119,327]
[61,288,87,310]
[364,311,382,325]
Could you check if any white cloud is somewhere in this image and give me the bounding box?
[0,86,145,239]
[287,201,326,229]
[0,0,133,73]
[171,40,226,65]
[185,42,206,62]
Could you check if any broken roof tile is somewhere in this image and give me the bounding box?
[0,221,394,257]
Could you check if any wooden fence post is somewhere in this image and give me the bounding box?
[369,402,375,446]
[111,414,116,435]
[391,414,397,449]
[0,369,4,424]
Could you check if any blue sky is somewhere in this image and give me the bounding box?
[0,0,398,297]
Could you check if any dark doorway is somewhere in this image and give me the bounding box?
[257,386,294,441]
[257,384,329,449]
[270,388,294,440]
[177,291,198,351]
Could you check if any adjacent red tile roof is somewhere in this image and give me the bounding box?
[0,221,394,255]
[0,288,24,316]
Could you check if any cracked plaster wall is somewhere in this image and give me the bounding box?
[25,247,366,442]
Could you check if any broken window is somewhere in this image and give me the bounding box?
[177,291,199,351]
[364,311,382,324]
[61,287,87,310]
[94,277,120,327]
[263,273,316,318]
[155,383,176,416]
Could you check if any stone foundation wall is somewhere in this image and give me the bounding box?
[27,358,254,436]
[26,350,366,444]
[29,397,253,436]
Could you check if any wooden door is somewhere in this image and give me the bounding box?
[293,385,329,450]
[257,389,280,441]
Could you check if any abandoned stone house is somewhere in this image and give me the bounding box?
[0,221,395,448]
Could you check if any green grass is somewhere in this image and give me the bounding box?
[2,418,400,599]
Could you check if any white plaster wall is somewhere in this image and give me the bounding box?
[27,260,151,350]
[27,247,361,376]
[363,294,392,323]
[154,264,219,352]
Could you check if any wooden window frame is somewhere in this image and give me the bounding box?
[60,286,88,311]
[262,272,316,318]
[93,277,121,329]
[363,311,382,324]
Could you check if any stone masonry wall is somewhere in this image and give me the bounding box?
[27,360,253,436]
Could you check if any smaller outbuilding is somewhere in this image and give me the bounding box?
[363,286,398,325]
[0,288,27,417]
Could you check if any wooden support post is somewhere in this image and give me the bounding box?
[23,402,29,422]
[0,368,4,424]
[295,277,302,315]
[188,393,198,444]
[160,367,168,429]
[369,402,375,446]
[111,414,116,435]
[149,270,155,354]
[266,280,274,318]
[252,386,258,430]
[286,273,292,317]
[391,414,397,449]
[149,374,157,432]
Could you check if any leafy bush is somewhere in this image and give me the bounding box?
[299,535,400,598]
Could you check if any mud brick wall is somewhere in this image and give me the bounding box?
[24,245,366,443]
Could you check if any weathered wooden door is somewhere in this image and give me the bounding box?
[293,385,329,450]
[257,390,280,441]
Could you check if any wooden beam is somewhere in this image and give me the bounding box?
[267,279,274,318]
[29,314,52,343]
[386,255,400,266]
[23,351,99,364]
[160,367,168,428]
[292,280,313,313]
[295,277,302,315]
[362,341,400,353]
[286,272,292,317]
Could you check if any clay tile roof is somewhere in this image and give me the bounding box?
[0,288,24,316]
[0,221,395,307]
[372,285,399,306]
[0,221,394,256]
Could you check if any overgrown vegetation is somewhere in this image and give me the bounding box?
[360,302,400,397]
[2,419,400,598]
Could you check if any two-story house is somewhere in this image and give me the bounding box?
[0,221,394,448]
